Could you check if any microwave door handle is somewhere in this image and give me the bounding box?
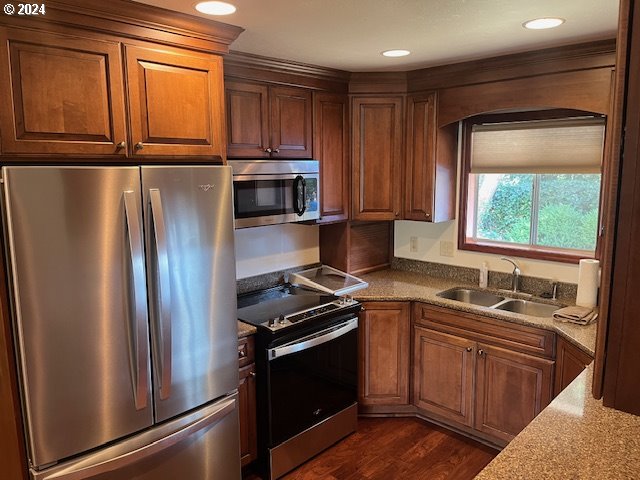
[293,175,306,216]
[267,318,358,360]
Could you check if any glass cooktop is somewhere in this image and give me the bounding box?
[238,284,357,331]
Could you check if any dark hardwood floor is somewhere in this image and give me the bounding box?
[245,417,498,480]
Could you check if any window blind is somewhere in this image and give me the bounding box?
[470,117,605,174]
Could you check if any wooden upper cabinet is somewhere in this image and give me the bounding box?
[413,327,475,427]
[404,93,457,223]
[225,80,312,159]
[405,93,435,221]
[270,86,312,158]
[314,92,349,223]
[474,344,554,443]
[225,81,270,158]
[359,302,410,406]
[125,45,225,158]
[0,27,127,156]
[352,96,403,221]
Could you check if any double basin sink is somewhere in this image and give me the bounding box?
[436,288,561,317]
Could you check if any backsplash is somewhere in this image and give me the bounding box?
[235,224,319,280]
[392,258,578,303]
[237,256,579,302]
[236,262,321,295]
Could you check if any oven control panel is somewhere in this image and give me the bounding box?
[262,298,358,332]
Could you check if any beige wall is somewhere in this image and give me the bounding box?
[234,224,319,279]
[394,220,580,283]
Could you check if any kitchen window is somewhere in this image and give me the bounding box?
[459,113,606,263]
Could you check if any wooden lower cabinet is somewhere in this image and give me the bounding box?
[554,337,593,396]
[411,303,556,446]
[238,336,257,467]
[474,344,554,443]
[413,327,475,427]
[358,302,410,407]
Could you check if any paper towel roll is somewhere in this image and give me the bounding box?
[576,259,600,308]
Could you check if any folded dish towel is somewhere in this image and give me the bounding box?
[553,306,598,325]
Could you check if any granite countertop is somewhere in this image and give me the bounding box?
[237,321,256,338]
[475,364,640,479]
[356,269,596,355]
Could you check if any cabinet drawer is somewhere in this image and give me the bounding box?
[238,336,255,367]
[414,303,555,359]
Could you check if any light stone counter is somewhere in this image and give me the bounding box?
[237,321,257,338]
[475,364,640,479]
[356,269,596,355]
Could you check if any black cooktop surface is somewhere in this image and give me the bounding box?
[237,285,338,326]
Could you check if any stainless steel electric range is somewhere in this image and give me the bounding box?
[237,283,361,480]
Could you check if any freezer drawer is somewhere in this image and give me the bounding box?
[31,395,241,480]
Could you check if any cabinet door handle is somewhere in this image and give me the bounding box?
[273,148,280,153]
[466,346,473,352]
[478,349,485,356]
[117,141,126,149]
[135,142,144,150]
[249,372,256,378]
[395,211,400,216]
[238,350,247,358]
[425,212,431,219]
[264,147,272,153]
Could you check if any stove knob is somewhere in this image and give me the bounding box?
[278,314,286,325]
[268,317,277,327]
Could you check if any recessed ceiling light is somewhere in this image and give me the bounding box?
[194,1,237,15]
[522,18,565,30]
[382,49,411,58]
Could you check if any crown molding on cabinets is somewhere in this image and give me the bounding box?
[0,0,244,54]
[349,72,408,94]
[225,51,350,92]
[407,39,616,92]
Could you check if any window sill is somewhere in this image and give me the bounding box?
[459,239,595,264]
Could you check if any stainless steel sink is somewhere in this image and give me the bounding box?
[494,299,559,317]
[437,288,505,307]
[437,287,562,317]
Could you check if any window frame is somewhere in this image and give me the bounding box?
[458,110,604,264]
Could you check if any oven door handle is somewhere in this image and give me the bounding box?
[267,317,358,361]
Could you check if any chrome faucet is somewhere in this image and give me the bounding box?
[501,257,521,292]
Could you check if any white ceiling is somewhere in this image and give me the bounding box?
[134,0,619,72]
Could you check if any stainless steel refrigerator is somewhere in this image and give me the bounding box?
[1,166,241,479]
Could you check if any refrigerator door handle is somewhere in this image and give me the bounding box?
[149,188,172,400]
[37,397,237,480]
[123,190,149,411]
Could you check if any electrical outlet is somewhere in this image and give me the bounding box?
[410,236,418,253]
[440,241,454,257]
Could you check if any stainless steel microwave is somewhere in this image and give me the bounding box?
[229,160,320,228]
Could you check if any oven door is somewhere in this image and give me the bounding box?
[233,173,320,228]
[265,316,358,447]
